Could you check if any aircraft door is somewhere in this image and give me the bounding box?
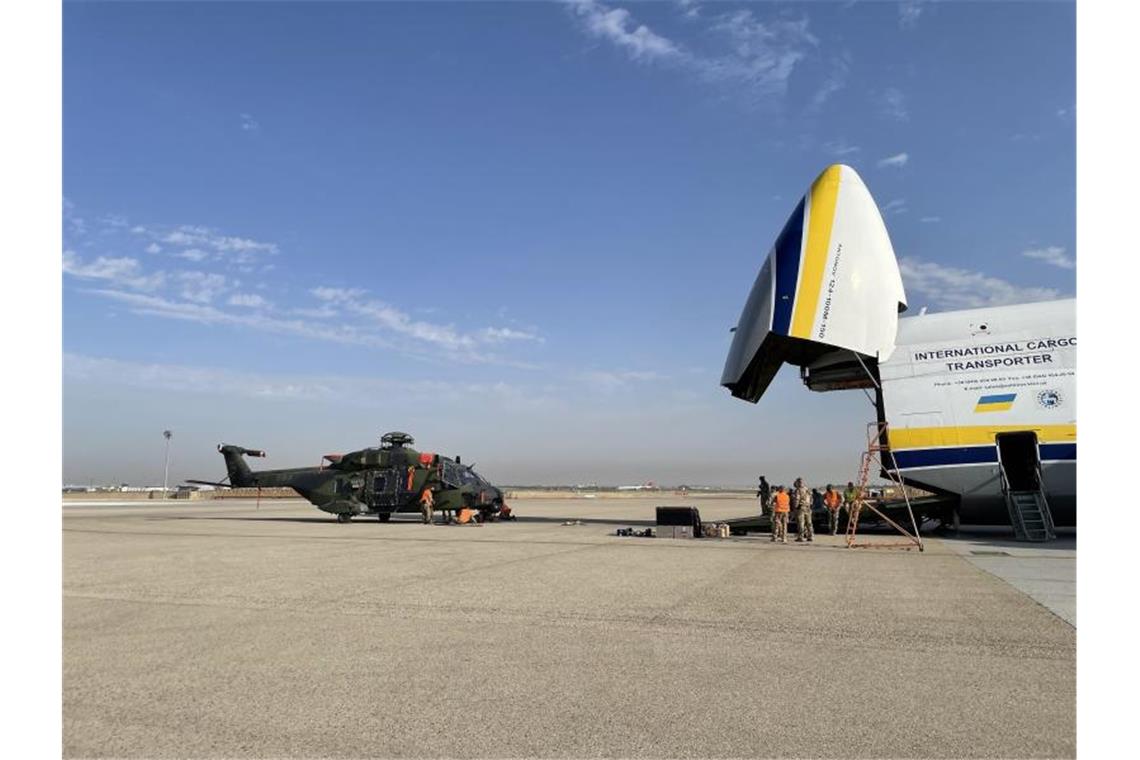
[367,468,403,509]
[996,432,1041,492]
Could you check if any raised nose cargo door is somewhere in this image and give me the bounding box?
[722,164,907,402]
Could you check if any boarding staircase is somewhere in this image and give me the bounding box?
[1001,464,1056,542]
[845,422,924,551]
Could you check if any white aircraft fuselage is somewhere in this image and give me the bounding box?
[720,164,1075,528]
[881,299,1075,525]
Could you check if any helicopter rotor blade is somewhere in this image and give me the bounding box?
[184,479,234,489]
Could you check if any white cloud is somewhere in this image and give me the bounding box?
[64,355,560,415]
[899,257,1064,311]
[809,53,850,110]
[701,10,817,97]
[568,1,817,101]
[898,1,924,29]
[350,299,475,350]
[85,289,376,347]
[65,353,358,402]
[176,271,229,304]
[1022,246,1075,270]
[64,199,545,367]
[579,369,662,393]
[175,248,210,262]
[291,304,340,319]
[146,224,278,265]
[571,0,681,61]
[63,198,87,236]
[310,285,545,356]
[311,286,365,302]
[228,293,271,308]
[240,113,260,132]
[880,87,908,121]
[63,251,165,291]
[919,216,941,223]
[877,152,909,169]
[823,140,860,157]
[479,327,543,344]
[881,198,908,215]
[676,0,700,21]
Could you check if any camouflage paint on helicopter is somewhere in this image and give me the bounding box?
[189,432,506,523]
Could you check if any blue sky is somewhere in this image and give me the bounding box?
[62,1,1075,487]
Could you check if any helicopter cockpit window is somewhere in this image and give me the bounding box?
[441,460,464,488]
[460,467,489,487]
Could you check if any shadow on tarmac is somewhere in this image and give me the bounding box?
[512,515,655,527]
[151,514,660,527]
[932,525,1076,552]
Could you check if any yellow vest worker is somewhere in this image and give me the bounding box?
[419,488,434,524]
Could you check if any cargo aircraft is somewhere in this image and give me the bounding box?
[721,165,1074,538]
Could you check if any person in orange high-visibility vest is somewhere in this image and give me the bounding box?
[824,484,842,535]
[419,487,435,524]
[771,486,791,544]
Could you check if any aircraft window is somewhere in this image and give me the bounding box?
[454,467,488,487]
[441,461,464,487]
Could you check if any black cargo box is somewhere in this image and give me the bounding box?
[656,506,702,532]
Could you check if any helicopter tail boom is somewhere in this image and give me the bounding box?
[217,444,265,488]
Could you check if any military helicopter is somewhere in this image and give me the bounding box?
[187,432,506,523]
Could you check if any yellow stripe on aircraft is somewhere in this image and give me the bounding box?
[888,424,1077,450]
[790,164,842,339]
[974,401,1015,413]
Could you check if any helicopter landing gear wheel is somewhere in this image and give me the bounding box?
[336,513,352,523]
[377,512,391,523]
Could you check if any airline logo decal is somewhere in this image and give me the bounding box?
[974,393,1016,413]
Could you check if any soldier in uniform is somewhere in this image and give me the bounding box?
[794,477,814,543]
[843,481,859,530]
[757,475,772,542]
[756,475,771,519]
[419,487,435,524]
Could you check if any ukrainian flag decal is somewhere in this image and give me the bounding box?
[974,393,1016,413]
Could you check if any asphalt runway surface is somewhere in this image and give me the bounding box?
[64,497,1075,758]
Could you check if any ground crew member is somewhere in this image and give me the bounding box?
[768,487,782,539]
[419,487,435,524]
[843,481,859,530]
[824,484,842,535]
[756,475,771,517]
[794,478,813,543]
[771,486,790,543]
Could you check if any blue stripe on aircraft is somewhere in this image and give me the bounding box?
[892,443,1077,470]
[772,197,805,337]
[977,393,1017,405]
[1039,443,1077,461]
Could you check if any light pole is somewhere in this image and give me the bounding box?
[162,430,173,498]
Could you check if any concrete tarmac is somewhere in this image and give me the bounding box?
[64,497,1075,758]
